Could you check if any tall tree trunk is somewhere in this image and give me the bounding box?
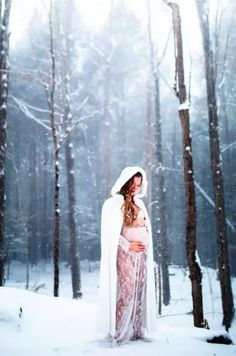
[65,134,82,298]
[28,140,38,265]
[0,0,11,286]
[45,0,61,297]
[147,0,170,306]
[195,0,234,330]
[63,40,82,300]
[166,1,204,327]
[41,146,51,260]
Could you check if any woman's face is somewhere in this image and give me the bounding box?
[130,176,142,195]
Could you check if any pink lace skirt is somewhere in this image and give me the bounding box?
[113,227,148,345]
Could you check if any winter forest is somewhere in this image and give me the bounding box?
[0,0,236,355]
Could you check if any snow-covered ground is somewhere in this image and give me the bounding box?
[0,261,236,356]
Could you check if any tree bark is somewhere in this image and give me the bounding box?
[45,0,61,297]
[195,0,234,330]
[166,1,204,327]
[0,0,11,286]
[63,31,82,300]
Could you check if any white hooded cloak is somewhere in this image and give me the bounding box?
[97,166,157,337]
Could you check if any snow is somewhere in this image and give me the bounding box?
[2,73,7,81]
[195,250,202,267]
[0,102,7,110]
[178,100,190,111]
[1,262,235,356]
[0,168,5,176]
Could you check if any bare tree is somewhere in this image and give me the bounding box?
[146,0,170,306]
[165,1,205,327]
[0,0,11,285]
[195,0,234,330]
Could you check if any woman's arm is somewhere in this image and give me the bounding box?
[118,234,130,252]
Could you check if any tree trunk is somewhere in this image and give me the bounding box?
[46,0,61,297]
[63,50,82,300]
[0,0,11,286]
[65,136,82,298]
[41,146,51,260]
[28,140,38,265]
[195,0,234,330]
[166,1,204,327]
[55,0,82,299]
[147,0,170,306]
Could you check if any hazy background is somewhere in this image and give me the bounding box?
[5,0,236,281]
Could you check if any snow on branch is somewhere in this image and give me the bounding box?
[56,109,101,152]
[178,100,190,111]
[11,95,51,131]
[73,85,97,116]
[11,95,51,115]
[221,140,236,153]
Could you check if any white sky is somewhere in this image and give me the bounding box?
[10,0,231,99]
[9,0,204,100]
[10,0,202,51]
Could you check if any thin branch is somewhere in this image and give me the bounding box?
[157,26,172,66]
[194,181,235,232]
[221,140,236,154]
[10,94,51,115]
[56,109,101,153]
[11,95,51,131]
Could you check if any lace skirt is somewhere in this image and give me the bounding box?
[113,228,148,345]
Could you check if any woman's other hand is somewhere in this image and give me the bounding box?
[129,241,145,252]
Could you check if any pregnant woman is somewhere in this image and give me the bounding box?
[98,166,156,345]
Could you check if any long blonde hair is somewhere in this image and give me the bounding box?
[118,172,142,226]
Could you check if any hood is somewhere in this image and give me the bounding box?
[111,166,148,198]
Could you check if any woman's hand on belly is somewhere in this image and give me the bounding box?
[129,241,146,252]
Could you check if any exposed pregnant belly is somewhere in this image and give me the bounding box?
[121,225,149,247]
